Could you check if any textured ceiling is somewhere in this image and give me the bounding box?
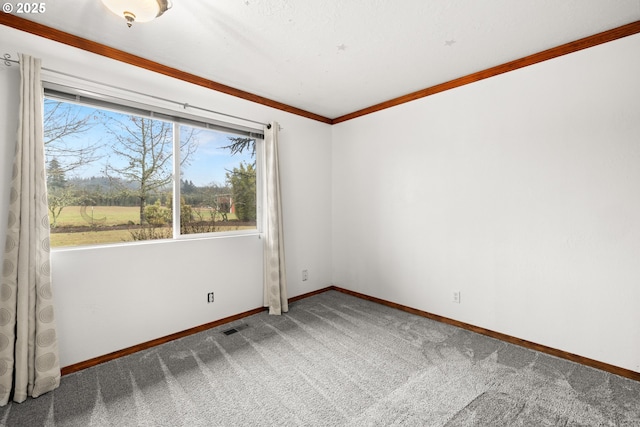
[6,0,640,119]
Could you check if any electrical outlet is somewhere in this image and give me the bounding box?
[452,291,461,304]
[207,292,214,303]
[302,269,308,281]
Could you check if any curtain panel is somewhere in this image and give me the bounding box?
[263,122,288,315]
[0,54,60,405]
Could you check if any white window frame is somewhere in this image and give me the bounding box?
[42,79,264,249]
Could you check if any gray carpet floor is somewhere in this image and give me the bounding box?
[1,290,639,426]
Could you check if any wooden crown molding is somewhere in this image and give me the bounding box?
[2,14,639,125]
[0,14,332,124]
[2,15,639,125]
[332,20,640,124]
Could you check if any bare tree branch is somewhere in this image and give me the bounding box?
[104,116,199,224]
[44,99,102,174]
[221,137,256,157]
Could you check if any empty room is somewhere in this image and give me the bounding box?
[0,1,639,425]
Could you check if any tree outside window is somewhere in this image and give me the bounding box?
[44,98,259,248]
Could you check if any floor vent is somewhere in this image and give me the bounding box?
[222,324,249,336]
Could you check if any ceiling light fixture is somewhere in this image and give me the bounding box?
[101,0,172,28]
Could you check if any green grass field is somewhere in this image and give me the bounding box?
[51,205,140,228]
[49,206,254,247]
[50,205,242,228]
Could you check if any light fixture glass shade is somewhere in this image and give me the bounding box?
[101,0,172,27]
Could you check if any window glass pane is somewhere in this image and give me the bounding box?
[179,126,257,235]
[45,98,174,247]
[44,97,260,249]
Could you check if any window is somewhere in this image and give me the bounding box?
[43,88,262,248]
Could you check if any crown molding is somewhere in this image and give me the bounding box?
[2,15,640,125]
[0,13,332,124]
[332,20,640,124]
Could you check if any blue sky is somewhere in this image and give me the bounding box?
[44,99,254,187]
[183,127,254,186]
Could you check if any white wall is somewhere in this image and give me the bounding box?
[332,33,640,373]
[4,23,639,376]
[0,26,333,367]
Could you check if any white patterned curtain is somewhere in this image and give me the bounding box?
[263,122,288,315]
[0,54,60,405]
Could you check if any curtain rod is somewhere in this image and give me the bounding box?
[2,53,272,129]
